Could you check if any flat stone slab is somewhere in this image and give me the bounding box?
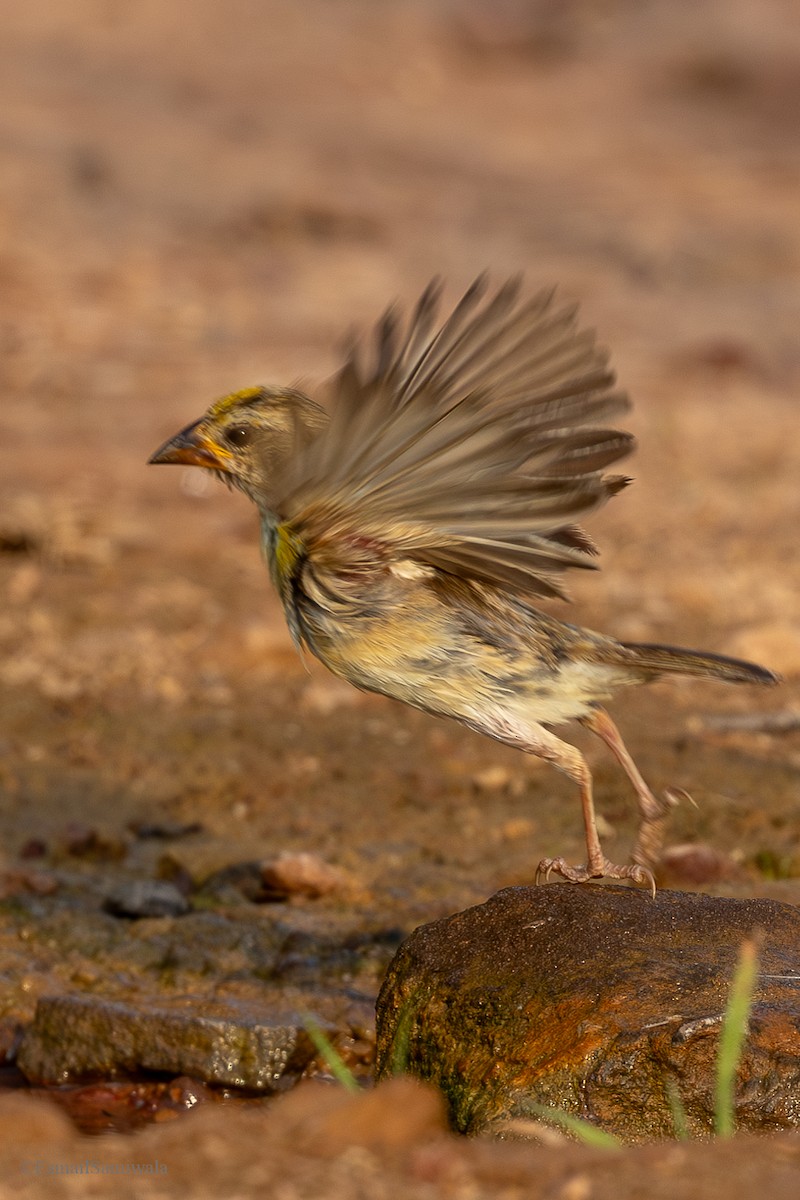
[376,885,800,1139]
[17,993,316,1091]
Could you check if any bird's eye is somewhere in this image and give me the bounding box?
[224,425,252,448]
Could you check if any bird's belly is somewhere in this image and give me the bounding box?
[302,611,483,716]
[295,599,624,738]
[462,658,624,743]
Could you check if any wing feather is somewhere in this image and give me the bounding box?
[273,278,634,600]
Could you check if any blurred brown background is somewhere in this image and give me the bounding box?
[1,0,799,913]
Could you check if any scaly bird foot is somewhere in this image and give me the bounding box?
[535,855,656,897]
[632,788,684,876]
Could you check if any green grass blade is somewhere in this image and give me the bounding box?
[388,1000,416,1076]
[665,1079,690,1141]
[527,1103,620,1149]
[714,937,759,1138]
[303,1014,360,1094]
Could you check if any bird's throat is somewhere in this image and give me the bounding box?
[261,518,305,589]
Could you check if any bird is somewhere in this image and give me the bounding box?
[149,276,778,891]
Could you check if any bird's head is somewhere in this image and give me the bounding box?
[149,386,327,508]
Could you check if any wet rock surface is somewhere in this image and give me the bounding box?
[21,1075,226,1136]
[0,887,390,1116]
[376,885,800,1139]
[17,994,316,1090]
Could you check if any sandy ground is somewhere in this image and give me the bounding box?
[1,0,799,1194]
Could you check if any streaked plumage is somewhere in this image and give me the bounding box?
[150,277,778,890]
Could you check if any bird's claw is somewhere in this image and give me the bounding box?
[535,855,656,897]
[536,857,592,885]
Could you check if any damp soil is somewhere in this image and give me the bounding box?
[0,1,799,1195]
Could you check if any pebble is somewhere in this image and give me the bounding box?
[103,880,191,918]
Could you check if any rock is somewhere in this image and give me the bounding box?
[197,859,271,903]
[375,885,800,1140]
[19,838,47,859]
[17,994,317,1091]
[261,852,357,900]
[659,843,741,885]
[128,819,204,840]
[103,879,191,918]
[0,869,59,898]
[59,823,127,861]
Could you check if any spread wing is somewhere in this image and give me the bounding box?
[273,276,634,602]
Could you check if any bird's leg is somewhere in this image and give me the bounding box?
[580,705,673,875]
[527,724,654,891]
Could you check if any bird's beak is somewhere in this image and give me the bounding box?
[148,420,232,471]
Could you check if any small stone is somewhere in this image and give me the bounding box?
[660,843,739,885]
[129,819,204,840]
[60,823,126,861]
[261,852,354,900]
[17,994,316,1090]
[155,853,195,896]
[103,880,191,918]
[19,838,48,859]
[198,860,268,904]
[0,869,59,898]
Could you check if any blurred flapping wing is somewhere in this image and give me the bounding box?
[274,276,634,602]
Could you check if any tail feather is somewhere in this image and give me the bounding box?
[619,641,779,686]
